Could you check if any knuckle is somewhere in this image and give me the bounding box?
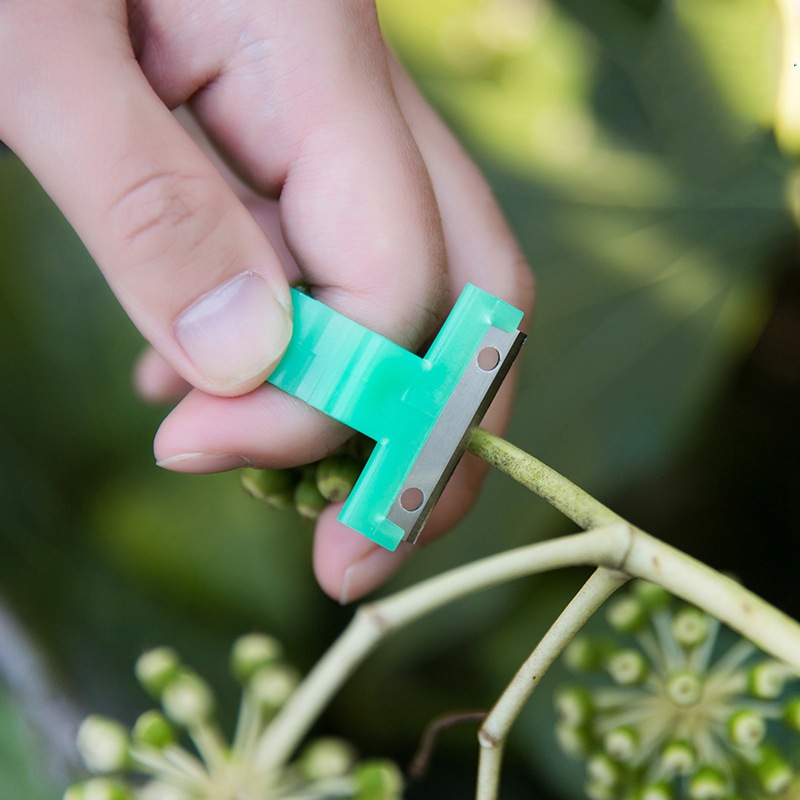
[108,169,225,260]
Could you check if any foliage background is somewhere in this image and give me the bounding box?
[0,0,798,797]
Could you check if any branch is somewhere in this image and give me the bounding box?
[475,568,629,800]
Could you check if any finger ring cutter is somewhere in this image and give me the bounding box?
[266,284,526,551]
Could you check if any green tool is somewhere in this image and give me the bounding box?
[267,284,526,551]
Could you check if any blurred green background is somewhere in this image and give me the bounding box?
[1,0,799,797]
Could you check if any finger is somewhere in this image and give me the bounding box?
[134,347,192,403]
[312,56,535,602]
[135,0,449,344]
[151,0,450,465]
[0,3,292,397]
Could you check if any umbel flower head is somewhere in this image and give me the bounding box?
[555,581,800,800]
[66,634,402,800]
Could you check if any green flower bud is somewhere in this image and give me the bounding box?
[231,633,283,683]
[300,737,357,780]
[249,663,299,711]
[607,649,648,685]
[688,766,727,800]
[294,476,327,520]
[749,661,792,699]
[316,455,362,502]
[665,672,703,707]
[641,782,674,800]
[660,741,695,777]
[784,697,800,731]
[603,726,638,763]
[132,710,174,750]
[563,636,608,672]
[586,753,621,788]
[554,687,593,726]
[632,580,671,610]
[555,723,593,758]
[241,468,297,508]
[671,608,710,647]
[606,595,647,634]
[354,760,404,800]
[161,670,214,727]
[64,779,131,800]
[757,746,793,795]
[727,709,766,749]
[135,648,181,698]
[76,716,130,774]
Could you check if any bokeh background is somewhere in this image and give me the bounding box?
[1,0,799,797]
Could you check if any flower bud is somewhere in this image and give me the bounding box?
[784,697,800,731]
[727,709,766,749]
[555,723,593,758]
[132,710,174,750]
[606,595,646,634]
[294,477,327,521]
[641,782,674,800]
[76,716,129,773]
[603,726,638,763]
[300,737,357,779]
[688,766,727,799]
[671,608,710,647]
[563,636,608,672]
[586,753,621,788]
[554,687,593,726]
[665,672,703,707]
[354,760,404,800]
[757,746,793,795]
[241,468,297,508]
[632,581,670,611]
[749,661,792,699]
[161,670,214,727]
[64,779,131,800]
[249,663,299,711]
[607,649,648,686]
[231,633,283,683]
[660,741,695,777]
[135,648,181,698]
[316,455,362,502]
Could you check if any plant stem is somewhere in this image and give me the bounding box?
[476,567,629,800]
[468,428,622,529]
[254,525,628,772]
[255,429,800,797]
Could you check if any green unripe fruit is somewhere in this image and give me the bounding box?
[316,455,362,502]
[295,476,327,520]
[132,711,174,750]
[241,468,298,508]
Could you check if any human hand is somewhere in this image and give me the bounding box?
[0,0,533,602]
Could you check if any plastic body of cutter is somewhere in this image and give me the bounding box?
[267,284,526,551]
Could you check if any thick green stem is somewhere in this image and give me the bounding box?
[468,428,622,529]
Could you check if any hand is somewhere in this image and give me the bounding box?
[0,0,534,602]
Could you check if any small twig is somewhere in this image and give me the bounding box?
[476,567,628,800]
[408,710,488,781]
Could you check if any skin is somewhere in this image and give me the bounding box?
[0,0,534,602]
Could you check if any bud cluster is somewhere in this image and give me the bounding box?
[242,435,371,521]
[554,581,800,800]
[66,634,402,800]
